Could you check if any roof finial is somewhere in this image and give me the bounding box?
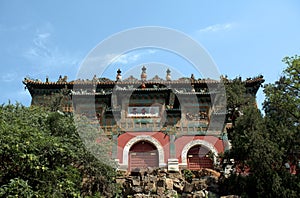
[141,66,147,81]
[57,75,62,83]
[166,68,171,81]
[92,74,98,82]
[116,69,122,81]
[191,74,195,81]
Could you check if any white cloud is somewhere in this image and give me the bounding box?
[82,53,121,68]
[23,24,81,74]
[1,73,17,82]
[85,49,157,66]
[116,53,141,64]
[33,33,51,49]
[78,49,158,79]
[115,49,157,64]
[25,32,52,58]
[198,23,235,33]
[24,29,155,75]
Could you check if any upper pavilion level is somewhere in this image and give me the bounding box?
[23,67,264,136]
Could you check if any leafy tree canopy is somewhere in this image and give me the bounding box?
[0,104,119,197]
[221,56,300,197]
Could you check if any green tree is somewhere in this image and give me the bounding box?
[221,56,300,197]
[0,104,119,197]
[224,77,256,140]
[264,55,300,171]
[220,106,277,197]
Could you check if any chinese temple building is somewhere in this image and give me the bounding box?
[23,67,264,172]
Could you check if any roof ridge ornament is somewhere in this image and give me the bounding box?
[141,66,147,81]
[123,75,139,83]
[166,68,171,81]
[116,69,122,81]
[150,75,164,82]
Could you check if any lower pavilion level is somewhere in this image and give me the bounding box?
[23,67,264,171]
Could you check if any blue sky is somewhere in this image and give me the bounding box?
[0,0,300,109]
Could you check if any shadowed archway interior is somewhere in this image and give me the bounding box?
[187,145,213,170]
[129,141,159,171]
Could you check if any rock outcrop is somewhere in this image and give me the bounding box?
[116,168,222,198]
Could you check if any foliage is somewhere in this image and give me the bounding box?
[224,77,256,128]
[221,56,300,197]
[0,104,119,197]
[263,55,300,167]
[183,169,194,183]
[219,173,251,197]
[0,178,37,198]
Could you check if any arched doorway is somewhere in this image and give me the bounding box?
[187,145,213,170]
[129,141,159,171]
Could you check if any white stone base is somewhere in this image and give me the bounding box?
[168,158,179,172]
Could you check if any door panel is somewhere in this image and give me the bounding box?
[129,141,158,171]
[187,145,213,170]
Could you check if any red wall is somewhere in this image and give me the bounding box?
[175,136,224,163]
[118,132,170,163]
[118,132,224,164]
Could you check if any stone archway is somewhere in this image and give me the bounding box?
[129,141,158,171]
[181,140,218,166]
[187,145,213,169]
[122,135,165,169]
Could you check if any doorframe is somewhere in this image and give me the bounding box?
[181,140,218,166]
[122,135,166,169]
[129,143,159,170]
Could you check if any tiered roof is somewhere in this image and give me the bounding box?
[23,67,265,96]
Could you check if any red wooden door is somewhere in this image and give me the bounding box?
[187,145,213,170]
[129,141,158,171]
